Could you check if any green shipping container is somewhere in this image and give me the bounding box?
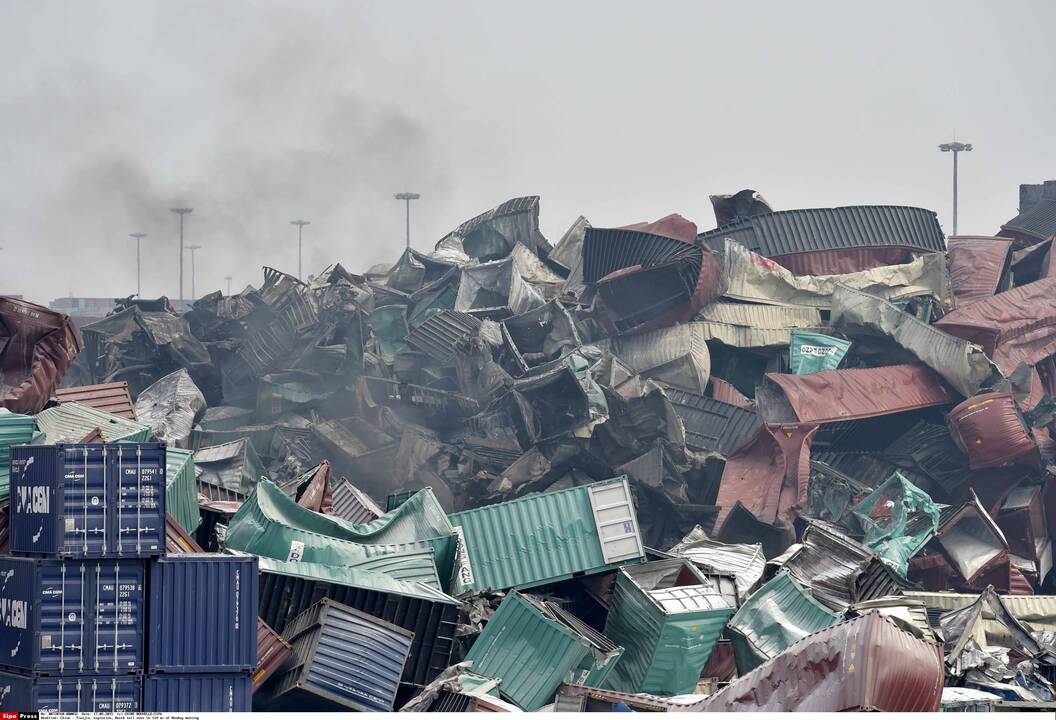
[225,479,455,582]
[0,409,37,502]
[603,559,737,696]
[726,571,840,674]
[165,447,201,533]
[465,591,624,710]
[449,476,645,594]
[788,330,851,374]
[34,401,150,443]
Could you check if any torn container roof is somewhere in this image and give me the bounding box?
[699,204,946,275]
[946,236,1014,307]
[436,195,550,261]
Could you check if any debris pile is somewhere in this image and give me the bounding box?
[4,190,1056,711]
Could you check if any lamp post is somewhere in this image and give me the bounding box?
[225,275,233,295]
[169,207,193,300]
[186,244,202,300]
[938,142,972,236]
[290,220,310,280]
[129,233,147,297]
[394,192,420,248]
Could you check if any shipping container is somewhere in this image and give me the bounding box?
[10,443,166,558]
[0,557,145,675]
[142,673,252,712]
[0,671,141,712]
[253,618,292,694]
[603,559,737,696]
[449,476,645,594]
[260,599,413,712]
[34,402,150,444]
[147,555,258,673]
[255,556,458,689]
[465,591,624,711]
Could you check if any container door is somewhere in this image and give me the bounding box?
[85,676,141,713]
[110,444,165,555]
[61,446,109,556]
[587,479,645,564]
[38,561,89,674]
[91,562,144,673]
[36,677,84,712]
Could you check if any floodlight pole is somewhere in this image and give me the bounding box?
[129,233,147,297]
[939,142,972,236]
[170,207,193,301]
[394,193,420,248]
[290,220,310,280]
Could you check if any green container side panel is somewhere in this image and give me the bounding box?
[789,330,852,374]
[464,593,595,711]
[602,572,666,694]
[726,572,840,674]
[35,401,150,443]
[0,409,37,503]
[165,447,201,533]
[449,477,645,593]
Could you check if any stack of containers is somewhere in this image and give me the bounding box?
[0,442,166,713]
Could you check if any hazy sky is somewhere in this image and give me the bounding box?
[1,0,1054,305]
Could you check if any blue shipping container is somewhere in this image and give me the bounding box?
[0,557,145,675]
[10,443,166,558]
[142,674,252,712]
[148,554,258,673]
[259,598,413,712]
[0,671,141,712]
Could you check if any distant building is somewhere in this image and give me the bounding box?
[1000,180,1056,247]
[49,296,119,316]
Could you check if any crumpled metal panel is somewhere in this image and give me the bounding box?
[54,381,136,419]
[830,285,994,397]
[947,236,1014,307]
[330,479,383,525]
[661,385,761,456]
[134,369,206,447]
[709,189,773,227]
[599,322,711,394]
[454,257,545,320]
[694,302,824,348]
[721,240,950,308]
[0,296,82,414]
[935,492,1010,584]
[35,400,150,443]
[700,204,946,265]
[681,612,944,712]
[667,526,766,596]
[948,392,1040,469]
[934,277,1056,374]
[549,215,590,272]
[405,310,481,365]
[435,196,549,260]
[194,438,264,501]
[726,571,840,674]
[253,618,293,694]
[758,364,955,424]
[165,447,201,534]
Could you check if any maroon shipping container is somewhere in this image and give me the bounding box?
[254,618,293,693]
[0,296,82,414]
[680,612,944,712]
[947,392,1040,469]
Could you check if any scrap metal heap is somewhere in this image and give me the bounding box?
[4,191,1056,711]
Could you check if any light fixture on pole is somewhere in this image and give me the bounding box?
[394,192,420,248]
[129,233,147,297]
[186,244,202,300]
[290,220,310,281]
[938,142,972,236]
[169,207,193,301]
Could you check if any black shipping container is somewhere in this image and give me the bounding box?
[10,444,165,558]
[257,568,457,688]
[0,557,145,675]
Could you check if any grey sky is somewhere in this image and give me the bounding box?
[1,0,1054,305]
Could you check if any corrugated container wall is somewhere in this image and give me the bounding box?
[254,618,293,693]
[147,554,258,673]
[142,674,252,712]
[165,447,201,534]
[0,557,145,675]
[0,671,141,712]
[0,408,37,503]
[260,599,413,712]
[10,443,166,558]
[448,477,645,593]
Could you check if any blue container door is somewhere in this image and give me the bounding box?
[90,562,144,674]
[60,446,110,556]
[32,676,140,712]
[110,445,165,556]
[38,561,89,674]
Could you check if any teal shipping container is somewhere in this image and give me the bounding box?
[789,330,851,374]
[465,591,623,711]
[449,476,645,594]
[603,559,737,696]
